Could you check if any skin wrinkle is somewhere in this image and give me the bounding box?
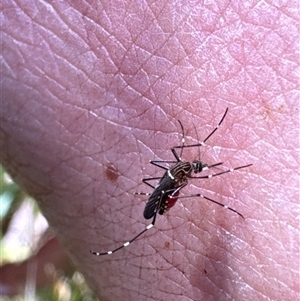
[19,7,103,95]
[95,11,194,100]
[87,18,124,70]
[17,38,91,106]
[118,45,189,105]
[86,9,139,66]
[13,1,65,44]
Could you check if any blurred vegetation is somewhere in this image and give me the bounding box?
[0,166,99,301]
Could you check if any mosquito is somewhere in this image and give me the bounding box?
[90,108,252,256]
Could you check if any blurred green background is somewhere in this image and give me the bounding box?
[0,166,99,301]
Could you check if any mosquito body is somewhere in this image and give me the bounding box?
[90,108,252,256]
[142,160,223,219]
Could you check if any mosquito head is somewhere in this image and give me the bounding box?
[192,160,204,174]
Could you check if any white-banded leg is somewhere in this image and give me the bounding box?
[190,164,253,179]
[171,108,229,160]
[173,193,245,219]
[90,203,160,256]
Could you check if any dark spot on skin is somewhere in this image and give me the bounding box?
[105,163,119,182]
[164,241,170,249]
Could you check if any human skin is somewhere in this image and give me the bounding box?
[1,1,299,300]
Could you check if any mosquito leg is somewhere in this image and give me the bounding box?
[176,120,185,160]
[172,108,229,153]
[175,193,245,219]
[202,107,228,144]
[150,160,179,170]
[190,164,252,179]
[135,192,151,196]
[90,186,171,256]
[202,162,224,170]
[140,177,163,189]
[90,212,158,256]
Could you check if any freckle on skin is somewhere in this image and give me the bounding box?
[105,163,119,182]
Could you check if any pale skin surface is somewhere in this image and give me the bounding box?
[1,1,299,300]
